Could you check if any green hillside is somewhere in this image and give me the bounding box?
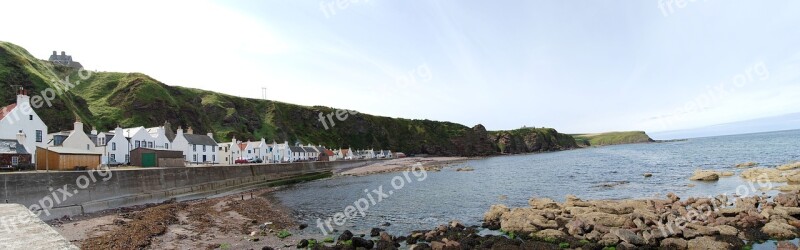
[0,41,577,156]
[572,131,654,147]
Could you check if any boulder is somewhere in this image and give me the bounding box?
[611,228,645,245]
[777,162,800,171]
[775,193,800,207]
[690,170,720,181]
[643,173,653,177]
[352,237,374,249]
[535,229,566,239]
[762,221,799,239]
[598,233,620,246]
[777,241,799,250]
[713,225,739,236]
[296,239,309,248]
[687,236,735,250]
[528,198,559,209]
[379,231,393,242]
[484,204,510,222]
[735,162,758,168]
[338,230,354,241]
[660,237,688,249]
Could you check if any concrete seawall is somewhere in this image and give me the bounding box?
[1,160,379,220]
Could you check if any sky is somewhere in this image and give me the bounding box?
[1,0,799,135]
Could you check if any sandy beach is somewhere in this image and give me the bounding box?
[338,157,469,176]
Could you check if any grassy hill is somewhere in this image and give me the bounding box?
[572,131,654,147]
[0,41,578,156]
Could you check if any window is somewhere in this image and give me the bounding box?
[11,156,19,166]
[165,143,168,149]
[125,154,129,163]
[110,154,116,162]
[212,155,216,162]
[193,145,196,152]
[112,142,116,150]
[36,130,42,142]
[29,115,32,120]
[193,155,197,162]
[135,141,140,148]
[148,142,153,148]
[86,144,90,150]
[212,146,215,152]
[203,145,206,152]
[248,150,251,154]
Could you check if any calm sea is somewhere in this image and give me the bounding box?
[271,129,800,239]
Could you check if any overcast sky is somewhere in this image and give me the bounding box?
[1,1,799,134]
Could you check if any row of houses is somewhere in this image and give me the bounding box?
[0,90,395,170]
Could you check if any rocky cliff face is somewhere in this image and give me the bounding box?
[490,128,578,154]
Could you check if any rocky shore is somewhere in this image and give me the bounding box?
[337,157,468,176]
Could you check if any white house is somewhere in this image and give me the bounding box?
[123,126,155,149]
[146,126,171,150]
[271,141,290,163]
[61,121,96,152]
[101,127,131,164]
[246,138,271,162]
[217,136,241,165]
[172,127,218,165]
[336,148,354,160]
[0,90,48,163]
[290,145,305,162]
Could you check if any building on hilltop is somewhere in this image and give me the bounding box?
[48,51,83,68]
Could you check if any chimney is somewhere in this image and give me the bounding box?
[61,51,66,56]
[115,126,124,136]
[16,87,30,105]
[232,136,237,144]
[91,127,98,135]
[73,120,83,133]
[176,126,184,135]
[187,127,193,134]
[53,51,57,56]
[16,130,26,145]
[207,132,213,139]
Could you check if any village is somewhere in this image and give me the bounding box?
[0,53,400,171]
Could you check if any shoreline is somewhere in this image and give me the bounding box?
[337,156,472,176]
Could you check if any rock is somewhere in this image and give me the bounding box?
[528,198,559,209]
[484,204,510,222]
[718,208,745,217]
[449,220,465,229]
[298,223,308,230]
[261,247,274,250]
[690,170,720,181]
[430,241,445,250]
[687,236,734,250]
[535,229,566,239]
[598,233,620,246]
[436,224,447,232]
[338,230,354,241]
[643,173,653,177]
[778,162,800,171]
[352,237,374,249]
[296,239,309,248]
[381,222,391,227]
[585,230,602,241]
[611,228,645,245]
[660,237,688,249]
[566,219,586,236]
[777,241,799,250]
[775,193,800,207]
[713,225,739,236]
[370,227,383,237]
[409,243,431,250]
[379,231,393,242]
[742,168,786,182]
[763,221,799,239]
[455,167,474,172]
[667,193,681,203]
[597,204,634,215]
[735,162,758,168]
[720,171,735,177]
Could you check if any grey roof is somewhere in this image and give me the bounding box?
[302,147,317,152]
[184,134,217,146]
[313,146,326,152]
[289,146,304,152]
[0,139,29,155]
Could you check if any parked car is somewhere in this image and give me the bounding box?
[107,160,126,167]
[234,159,250,164]
[248,158,263,163]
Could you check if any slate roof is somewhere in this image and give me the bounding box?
[41,146,102,155]
[0,139,29,155]
[289,146,304,152]
[184,134,217,146]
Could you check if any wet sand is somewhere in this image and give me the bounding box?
[338,157,468,176]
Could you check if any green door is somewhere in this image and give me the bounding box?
[142,153,156,167]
